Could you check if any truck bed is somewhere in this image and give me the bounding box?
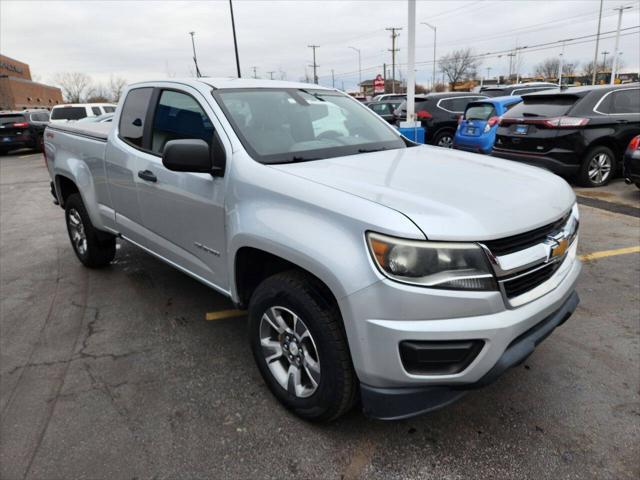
[47,121,112,141]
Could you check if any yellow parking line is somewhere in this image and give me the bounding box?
[579,246,640,262]
[205,309,246,321]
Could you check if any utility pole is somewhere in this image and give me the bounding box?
[349,47,362,86]
[383,62,387,93]
[386,27,402,93]
[252,66,258,79]
[331,69,335,88]
[188,31,202,78]
[486,66,492,80]
[308,45,319,84]
[229,0,241,77]
[267,71,276,80]
[592,0,604,85]
[421,22,436,91]
[558,42,565,86]
[507,51,516,81]
[611,5,631,85]
[601,50,610,77]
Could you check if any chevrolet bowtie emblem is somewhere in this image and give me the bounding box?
[548,237,569,259]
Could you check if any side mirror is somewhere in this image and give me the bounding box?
[162,139,212,173]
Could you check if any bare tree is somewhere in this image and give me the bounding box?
[86,83,110,103]
[54,72,93,103]
[563,62,579,76]
[534,58,560,78]
[438,48,481,89]
[108,75,127,102]
[582,57,621,78]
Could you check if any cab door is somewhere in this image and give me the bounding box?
[133,87,230,291]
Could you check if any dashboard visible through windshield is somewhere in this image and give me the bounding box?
[212,88,406,164]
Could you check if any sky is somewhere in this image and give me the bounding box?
[1,0,639,93]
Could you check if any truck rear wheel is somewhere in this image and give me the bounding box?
[65,193,116,268]
[248,270,357,422]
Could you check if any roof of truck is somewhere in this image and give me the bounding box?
[129,77,334,91]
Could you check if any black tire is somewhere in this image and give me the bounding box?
[577,145,617,187]
[65,193,116,268]
[248,270,357,422]
[0,148,9,156]
[433,129,454,149]
[32,135,43,153]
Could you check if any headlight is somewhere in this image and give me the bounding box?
[366,232,497,290]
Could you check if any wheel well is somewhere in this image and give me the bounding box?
[585,137,621,163]
[56,175,79,207]
[234,247,338,311]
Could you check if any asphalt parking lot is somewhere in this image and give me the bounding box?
[1,150,639,480]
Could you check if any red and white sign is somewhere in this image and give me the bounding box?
[373,74,385,94]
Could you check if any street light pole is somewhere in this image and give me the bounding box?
[610,5,631,85]
[188,31,202,78]
[348,47,362,86]
[421,22,436,91]
[601,50,610,76]
[558,40,566,86]
[229,0,241,78]
[592,0,604,85]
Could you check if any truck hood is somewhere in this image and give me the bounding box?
[272,145,575,241]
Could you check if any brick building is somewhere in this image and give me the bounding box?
[0,54,63,110]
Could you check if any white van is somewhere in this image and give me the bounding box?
[49,103,117,123]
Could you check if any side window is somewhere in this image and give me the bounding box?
[441,97,474,113]
[371,103,389,115]
[104,106,115,113]
[151,90,214,154]
[609,89,640,114]
[91,106,101,115]
[119,87,153,148]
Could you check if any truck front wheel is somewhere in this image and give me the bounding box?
[65,193,116,268]
[248,271,357,422]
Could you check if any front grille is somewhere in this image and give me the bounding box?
[502,261,562,299]
[483,213,570,256]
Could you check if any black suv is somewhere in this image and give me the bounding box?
[492,84,640,187]
[394,92,487,147]
[0,110,50,155]
[480,82,559,97]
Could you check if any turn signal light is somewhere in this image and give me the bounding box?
[628,135,640,151]
[543,116,589,128]
[416,110,432,119]
[12,122,29,128]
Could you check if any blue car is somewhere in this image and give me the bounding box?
[453,96,522,154]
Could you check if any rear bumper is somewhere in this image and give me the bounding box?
[491,148,580,176]
[361,290,579,420]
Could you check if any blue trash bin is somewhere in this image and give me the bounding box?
[398,126,426,144]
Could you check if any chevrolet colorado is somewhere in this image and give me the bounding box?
[44,78,581,421]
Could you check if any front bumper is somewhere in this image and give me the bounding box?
[360,290,579,420]
[339,243,581,419]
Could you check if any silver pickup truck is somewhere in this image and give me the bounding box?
[44,78,581,421]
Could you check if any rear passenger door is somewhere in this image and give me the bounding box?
[134,87,229,290]
[595,88,640,154]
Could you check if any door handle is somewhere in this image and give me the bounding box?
[137,170,157,182]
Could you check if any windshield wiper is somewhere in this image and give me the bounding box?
[358,147,388,153]
[289,155,320,162]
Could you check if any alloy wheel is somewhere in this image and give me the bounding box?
[437,134,453,148]
[259,306,321,398]
[68,208,87,256]
[587,152,612,185]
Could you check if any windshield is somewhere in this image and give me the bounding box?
[51,107,87,121]
[503,95,578,118]
[0,114,26,126]
[213,88,406,164]
[465,103,496,121]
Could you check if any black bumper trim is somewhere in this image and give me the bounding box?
[491,149,580,176]
[360,290,579,421]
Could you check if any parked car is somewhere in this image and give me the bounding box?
[480,82,559,97]
[0,109,50,154]
[44,78,580,422]
[78,113,114,123]
[365,100,402,123]
[623,134,640,189]
[50,103,117,123]
[394,92,488,147]
[372,93,406,102]
[454,96,522,154]
[492,84,640,187]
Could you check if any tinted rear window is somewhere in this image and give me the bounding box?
[503,95,578,118]
[480,89,505,97]
[465,103,496,120]
[51,107,87,120]
[0,114,26,125]
[30,112,50,122]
